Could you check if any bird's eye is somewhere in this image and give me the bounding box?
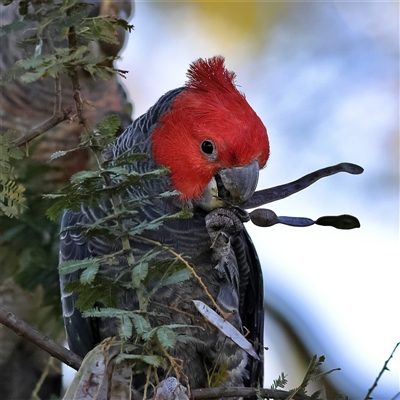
[201,140,215,155]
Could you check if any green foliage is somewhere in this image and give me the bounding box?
[0,0,136,396]
[208,364,229,388]
[0,0,132,86]
[156,326,177,349]
[286,355,341,400]
[64,276,119,311]
[0,178,26,217]
[335,394,350,400]
[0,19,29,37]
[265,356,344,399]
[270,372,288,390]
[0,131,26,217]
[59,258,100,276]
[2,43,126,84]
[77,15,123,45]
[95,115,122,145]
[45,116,178,221]
[82,306,202,374]
[0,157,63,317]
[0,0,132,216]
[44,107,198,383]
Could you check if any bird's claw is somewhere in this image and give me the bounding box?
[205,207,246,242]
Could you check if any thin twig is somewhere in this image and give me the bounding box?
[135,235,227,318]
[159,342,184,382]
[364,342,400,400]
[12,7,73,148]
[13,108,72,148]
[143,366,154,400]
[67,18,136,272]
[0,308,82,371]
[31,356,59,400]
[67,23,91,134]
[151,301,206,323]
[45,30,62,117]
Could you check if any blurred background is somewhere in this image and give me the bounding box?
[114,1,399,398]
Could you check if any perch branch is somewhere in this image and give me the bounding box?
[13,108,72,148]
[0,308,82,371]
[0,308,321,399]
[191,386,318,399]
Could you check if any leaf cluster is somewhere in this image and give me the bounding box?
[270,372,288,390]
[0,0,132,85]
[58,244,195,377]
[0,0,132,216]
[267,356,347,400]
[286,355,341,400]
[0,156,63,317]
[51,114,196,381]
[0,131,26,217]
[2,2,194,378]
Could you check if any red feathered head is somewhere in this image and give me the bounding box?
[151,56,270,200]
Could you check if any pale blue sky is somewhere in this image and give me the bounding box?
[116,2,399,397]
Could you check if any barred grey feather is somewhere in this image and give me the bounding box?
[60,84,264,396]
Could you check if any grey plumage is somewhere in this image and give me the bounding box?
[59,85,264,394]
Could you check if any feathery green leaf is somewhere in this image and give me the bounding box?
[116,354,164,368]
[270,372,288,390]
[130,313,151,336]
[59,258,100,275]
[80,262,100,284]
[156,326,177,349]
[131,261,149,289]
[67,277,119,312]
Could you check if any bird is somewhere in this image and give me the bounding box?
[59,56,268,397]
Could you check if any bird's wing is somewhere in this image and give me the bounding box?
[59,208,102,357]
[59,88,186,358]
[234,228,264,387]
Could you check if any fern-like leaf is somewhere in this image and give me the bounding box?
[0,176,26,217]
[156,326,177,349]
[209,364,229,387]
[65,276,119,311]
[115,354,165,369]
[130,313,151,336]
[59,258,100,275]
[270,372,288,390]
[95,115,121,144]
[0,132,26,217]
[287,355,340,400]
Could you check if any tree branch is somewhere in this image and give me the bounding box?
[0,307,322,400]
[11,7,74,149]
[192,386,318,399]
[0,308,82,371]
[13,108,73,148]
[68,24,93,136]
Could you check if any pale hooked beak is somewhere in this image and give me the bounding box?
[197,160,260,211]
